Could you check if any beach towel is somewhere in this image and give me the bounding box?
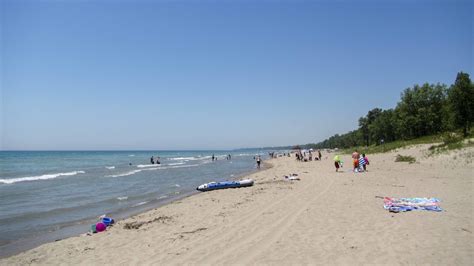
[383,197,442,213]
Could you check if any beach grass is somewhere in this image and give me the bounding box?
[395,154,416,163]
[428,131,474,153]
[428,138,474,155]
[343,133,444,155]
[344,130,473,155]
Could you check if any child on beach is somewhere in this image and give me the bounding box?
[353,159,359,172]
[334,155,342,172]
[352,150,360,172]
[362,154,369,171]
[358,154,365,172]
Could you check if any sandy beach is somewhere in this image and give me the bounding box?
[1,144,473,265]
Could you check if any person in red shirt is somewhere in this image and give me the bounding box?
[352,150,360,172]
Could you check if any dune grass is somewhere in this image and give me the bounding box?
[428,138,474,155]
[343,133,444,155]
[343,130,473,155]
[395,154,416,163]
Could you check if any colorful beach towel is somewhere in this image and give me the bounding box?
[383,197,442,213]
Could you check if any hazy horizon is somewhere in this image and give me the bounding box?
[0,147,275,151]
[1,0,472,150]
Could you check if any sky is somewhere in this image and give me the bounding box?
[0,0,472,150]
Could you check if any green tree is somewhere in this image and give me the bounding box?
[396,83,447,139]
[358,117,369,146]
[448,72,474,137]
[369,109,397,143]
[358,108,382,146]
[310,71,470,150]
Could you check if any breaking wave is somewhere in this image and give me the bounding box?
[0,171,86,185]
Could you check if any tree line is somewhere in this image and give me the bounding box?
[307,72,473,150]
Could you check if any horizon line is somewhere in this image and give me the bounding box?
[0,148,285,152]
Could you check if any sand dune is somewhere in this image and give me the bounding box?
[1,144,473,265]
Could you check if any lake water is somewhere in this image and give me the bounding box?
[0,150,266,257]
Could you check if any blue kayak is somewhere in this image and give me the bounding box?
[197,179,254,192]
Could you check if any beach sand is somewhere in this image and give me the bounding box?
[1,144,473,265]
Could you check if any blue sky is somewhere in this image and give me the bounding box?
[1,0,472,150]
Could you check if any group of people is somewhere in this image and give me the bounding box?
[268,152,277,158]
[268,152,293,158]
[150,156,161,165]
[211,153,260,168]
[352,150,369,172]
[211,154,232,161]
[333,150,369,172]
[295,150,322,162]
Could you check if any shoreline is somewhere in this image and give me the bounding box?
[0,160,271,259]
[1,146,472,265]
[0,189,197,259]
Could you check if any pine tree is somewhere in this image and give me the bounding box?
[448,72,474,137]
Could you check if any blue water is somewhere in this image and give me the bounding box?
[0,150,266,256]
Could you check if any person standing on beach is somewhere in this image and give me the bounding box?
[334,155,342,172]
[352,150,360,172]
[256,156,261,169]
[150,156,155,164]
[318,150,322,161]
[362,153,369,171]
[358,154,366,172]
[212,154,215,161]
